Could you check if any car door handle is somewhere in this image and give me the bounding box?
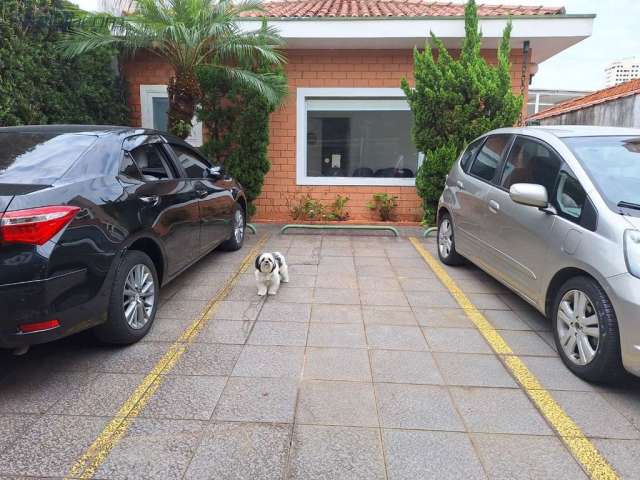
[456,180,465,190]
[488,200,500,213]
[195,188,208,199]
[140,195,160,206]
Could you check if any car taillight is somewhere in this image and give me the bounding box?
[0,206,80,245]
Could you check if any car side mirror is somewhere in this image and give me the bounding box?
[509,183,549,208]
[207,165,224,179]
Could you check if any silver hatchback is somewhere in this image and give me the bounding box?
[437,126,640,382]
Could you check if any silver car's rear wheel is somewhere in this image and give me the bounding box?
[556,289,600,366]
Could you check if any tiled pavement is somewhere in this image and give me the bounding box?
[2,229,640,478]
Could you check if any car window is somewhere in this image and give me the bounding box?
[469,135,510,182]
[460,138,485,172]
[120,153,143,180]
[171,144,211,179]
[501,137,561,193]
[129,144,173,181]
[554,171,586,221]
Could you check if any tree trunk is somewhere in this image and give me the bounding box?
[167,70,201,139]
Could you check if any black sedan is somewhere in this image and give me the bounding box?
[0,125,247,350]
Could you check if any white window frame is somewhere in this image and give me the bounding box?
[296,87,421,186]
[140,84,203,147]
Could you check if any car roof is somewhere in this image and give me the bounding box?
[0,124,185,141]
[490,125,640,138]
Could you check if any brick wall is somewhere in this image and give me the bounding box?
[122,47,530,222]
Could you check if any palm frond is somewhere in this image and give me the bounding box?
[215,66,288,107]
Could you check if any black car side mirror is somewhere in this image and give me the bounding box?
[207,165,224,179]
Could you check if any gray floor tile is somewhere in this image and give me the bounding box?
[247,321,308,346]
[95,418,204,480]
[0,414,108,477]
[310,304,363,324]
[196,320,253,344]
[258,302,311,323]
[289,265,318,276]
[396,266,437,278]
[413,308,473,328]
[482,310,532,331]
[88,343,170,374]
[450,387,552,435]
[356,265,398,278]
[405,291,458,308]
[285,274,316,288]
[214,377,298,423]
[400,277,448,292]
[472,433,587,480]
[288,425,385,480]
[358,276,401,291]
[375,383,464,431]
[498,293,535,312]
[212,301,262,321]
[157,300,208,319]
[592,438,640,479]
[318,263,355,276]
[232,345,305,379]
[423,327,492,354]
[144,316,194,342]
[304,348,371,382]
[140,375,227,420]
[296,380,378,427]
[307,324,367,348]
[0,414,38,452]
[456,277,508,294]
[552,390,640,439]
[361,290,409,307]
[363,306,416,325]
[498,330,557,356]
[185,422,291,480]
[270,287,314,304]
[434,352,517,388]
[354,256,391,267]
[383,429,486,480]
[315,273,358,289]
[313,288,360,305]
[366,325,428,350]
[521,356,595,391]
[173,344,243,376]
[370,350,443,385]
[466,293,510,310]
[516,308,552,331]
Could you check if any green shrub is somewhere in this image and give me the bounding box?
[288,194,325,221]
[325,195,350,221]
[367,193,398,221]
[0,0,129,126]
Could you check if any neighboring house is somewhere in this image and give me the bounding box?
[122,0,594,222]
[605,57,640,88]
[528,79,640,128]
[527,89,592,117]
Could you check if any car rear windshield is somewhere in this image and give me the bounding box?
[0,132,97,185]
[563,135,640,208]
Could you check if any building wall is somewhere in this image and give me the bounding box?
[537,94,640,128]
[122,48,530,222]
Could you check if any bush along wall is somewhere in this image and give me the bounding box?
[0,0,129,126]
[197,66,286,217]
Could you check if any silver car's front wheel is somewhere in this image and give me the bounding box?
[556,289,600,365]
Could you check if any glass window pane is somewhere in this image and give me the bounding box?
[172,144,210,178]
[469,135,510,182]
[120,153,143,180]
[130,144,172,181]
[152,97,169,133]
[501,137,561,192]
[306,110,418,178]
[555,172,586,220]
[460,138,484,172]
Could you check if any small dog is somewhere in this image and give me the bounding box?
[255,252,289,296]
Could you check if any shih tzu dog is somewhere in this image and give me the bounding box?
[255,252,289,296]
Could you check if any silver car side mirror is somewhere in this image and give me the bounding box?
[509,183,549,208]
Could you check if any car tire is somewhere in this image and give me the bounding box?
[218,202,245,252]
[94,250,159,345]
[437,212,465,266]
[552,276,624,383]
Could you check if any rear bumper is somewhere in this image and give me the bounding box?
[607,273,640,376]
[0,269,108,348]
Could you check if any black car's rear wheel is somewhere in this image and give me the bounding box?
[218,203,245,251]
[95,250,158,344]
[437,212,465,266]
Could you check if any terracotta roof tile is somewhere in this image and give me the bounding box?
[529,79,640,121]
[240,0,565,18]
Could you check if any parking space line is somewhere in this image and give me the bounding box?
[65,234,270,480]
[408,237,618,480]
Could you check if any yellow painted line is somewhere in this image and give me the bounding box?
[65,234,269,479]
[408,237,618,480]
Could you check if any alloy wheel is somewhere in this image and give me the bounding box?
[438,218,453,258]
[234,208,245,244]
[123,264,155,330]
[557,289,600,365]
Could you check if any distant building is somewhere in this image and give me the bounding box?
[605,58,640,87]
[527,89,592,117]
[527,79,640,128]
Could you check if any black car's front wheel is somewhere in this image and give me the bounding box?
[218,203,245,251]
[95,250,158,344]
[552,276,623,382]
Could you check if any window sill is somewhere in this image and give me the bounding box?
[296,176,416,187]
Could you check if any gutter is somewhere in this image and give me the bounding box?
[239,13,597,22]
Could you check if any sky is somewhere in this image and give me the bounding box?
[72,0,639,92]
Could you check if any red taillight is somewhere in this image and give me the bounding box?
[0,206,80,245]
[19,319,60,334]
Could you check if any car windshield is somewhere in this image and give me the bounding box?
[0,132,97,185]
[563,135,640,209]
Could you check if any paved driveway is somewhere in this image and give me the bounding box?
[1,228,640,479]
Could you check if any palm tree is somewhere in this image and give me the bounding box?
[61,0,286,138]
